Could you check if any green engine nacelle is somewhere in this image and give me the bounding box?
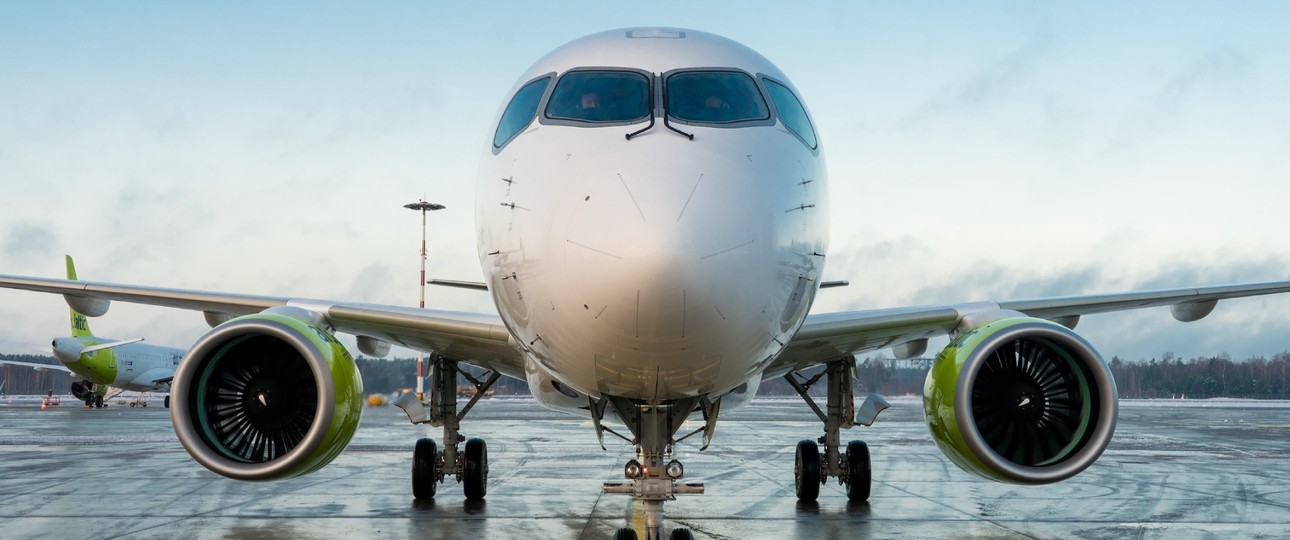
[171,308,364,481]
[924,316,1118,484]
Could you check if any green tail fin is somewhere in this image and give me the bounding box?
[66,255,93,338]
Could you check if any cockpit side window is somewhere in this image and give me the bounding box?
[494,75,552,149]
[666,71,770,124]
[762,78,817,149]
[545,70,651,124]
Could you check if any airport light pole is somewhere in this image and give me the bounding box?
[404,200,445,401]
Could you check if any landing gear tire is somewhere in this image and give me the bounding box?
[164,395,170,409]
[795,439,820,502]
[613,528,638,540]
[463,437,488,500]
[670,527,696,540]
[94,395,104,408]
[845,440,871,502]
[412,438,439,499]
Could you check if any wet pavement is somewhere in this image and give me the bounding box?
[1,395,1287,539]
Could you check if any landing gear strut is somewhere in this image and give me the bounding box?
[71,380,97,408]
[396,355,500,501]
[784,357,888,502]
[601,396,711,540]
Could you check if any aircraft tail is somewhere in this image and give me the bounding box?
[66,255,93,338]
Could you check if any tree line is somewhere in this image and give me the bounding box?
[0,355,73,396]
[836,353,1290,400]
[5,352,1289,399]
[1107,352,1290,399]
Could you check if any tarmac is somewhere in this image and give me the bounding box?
[1,394,1288,539]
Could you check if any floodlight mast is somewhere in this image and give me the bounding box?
[403,200,445,400]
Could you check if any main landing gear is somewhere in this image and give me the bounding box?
[784,357,888,502]
[613,527,696,540]
[71,380,105,408]
[598,395,715,540]
[395,355,500,501]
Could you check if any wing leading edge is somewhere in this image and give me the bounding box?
[771,280,1290,377]
[0,359,73,374]
[0,275,526,380]
[5,273,1290,384]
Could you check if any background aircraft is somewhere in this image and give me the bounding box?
[0,256,185,408]
[2,24,1289,540]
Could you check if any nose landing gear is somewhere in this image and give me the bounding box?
[600,396,711,540]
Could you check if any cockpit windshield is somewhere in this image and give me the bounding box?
[666,71,770,124]
[762,78,817,149]
[494,76,551,148]
[545,70,651,123]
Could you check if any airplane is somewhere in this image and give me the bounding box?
[2,27,1290,540]
[0,256,185,408]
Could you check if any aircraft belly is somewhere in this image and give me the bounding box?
[121,367,172,391]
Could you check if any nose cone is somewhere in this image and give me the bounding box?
[536,134,825,398]
[52,337,85,365]
[561,145,775,343]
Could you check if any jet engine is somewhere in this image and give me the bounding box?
[923,316,1117,484]
[170,308,363,481]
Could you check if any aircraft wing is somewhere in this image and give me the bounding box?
[0,275,526,380]
[0,359,72,374]
[770,280,1290,378]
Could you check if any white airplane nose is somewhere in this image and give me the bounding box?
[52,337,85,365]
[483,125,826,398]
[559,150,774,340]
[538,135,825,397]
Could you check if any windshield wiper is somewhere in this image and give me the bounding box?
[625,114,655,140]
[625,73,693,140]
[661,76,693,140]
[663,114,693,140]
[628,74,663,140]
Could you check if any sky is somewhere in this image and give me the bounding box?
[1,2,1288,363]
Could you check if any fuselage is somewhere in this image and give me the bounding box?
[476,29,828,402]
[52,336,182,391]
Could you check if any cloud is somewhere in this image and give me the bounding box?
[2,221,59,259]
[1157,47,1251,110]
[900,27,1056,131]
[819,235,1290,360]
[347,263,397,303]
[1135,257,1288,289]
[1106,46,1253,154]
